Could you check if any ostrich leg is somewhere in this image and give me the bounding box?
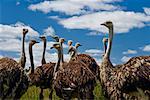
[49,88,53,100]
[39,88,44,100]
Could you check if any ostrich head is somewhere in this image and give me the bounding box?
[68,40,73,46]
[101,21,113,29]
[51,35,59,42]
[59,38,66,43]
[50,43,61,50]
[39,36,46,41]
[75,42,82,49]
[23,28,28,35]
[29,40,39,45]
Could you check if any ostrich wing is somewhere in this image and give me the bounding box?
[112,56,150,90]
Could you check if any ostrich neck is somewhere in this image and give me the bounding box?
[100,27,114,84]
[60,42,64,63]
[20,34,26,68]
[104,27,113,58]
[41,40,46,64]
[29,44,34,73]
[75,46,78,55]
[104,41,107,53]
[53,49,62,76]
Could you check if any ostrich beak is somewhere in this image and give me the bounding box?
[35,41,39,43]
[39,36,42,39]
[50,47,54,49]
[101,23,106,26]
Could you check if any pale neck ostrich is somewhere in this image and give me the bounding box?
[51,43,96,99]
[59,38,65,63]
[51,43,62,76]
[39,36,47,65]
[68,42,82,60]
[68,42,99,80]
[52,38,65,78]
[100,21,150,99]
[0,29,29,99]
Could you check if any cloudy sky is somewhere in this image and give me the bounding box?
[0,0,150,68]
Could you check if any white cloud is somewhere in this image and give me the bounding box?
[16,2,20,5]
[144,7,150,15]
[28,0,122,15]
[84,49,103,57]
[123,49,137,55]
[59,11,150,33]
[43,26,56,37]
[0,22,39,39]
[142,44,150,52]
[0,22,70,68]
[87,31,102,36]
[121,56,131,62]
[48,16,62,21]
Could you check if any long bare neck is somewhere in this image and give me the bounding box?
[60,42,64,63]
[75,46,78,55]
[104,27,113,59]
[103,41,107,53]
[29,44,34,73]
[53,49,61,76]
[20,34,26,68]
[41,40,46,65]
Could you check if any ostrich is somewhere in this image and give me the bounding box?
[0,29,29,99]
[100,21,150,99]
[68,41,82,60]
[51,43,96,99]
[68,42,100,80]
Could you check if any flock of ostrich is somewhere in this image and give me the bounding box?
[0,21,150,100]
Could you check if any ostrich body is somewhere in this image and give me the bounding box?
[100,21,150,100]
[0,29,29,99]
[51,43,96,99]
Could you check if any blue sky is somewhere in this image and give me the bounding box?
[0,0,150,67]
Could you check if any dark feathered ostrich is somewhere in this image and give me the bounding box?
[68,42,100,80]
[100,21,150,100]
[0,29,29,99]
[51,42,97,100]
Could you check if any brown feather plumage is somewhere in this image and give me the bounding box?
[54,60,96,99]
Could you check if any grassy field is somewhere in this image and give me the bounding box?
[21,82,104,100]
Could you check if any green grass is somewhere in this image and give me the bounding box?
[21,81,104,100]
